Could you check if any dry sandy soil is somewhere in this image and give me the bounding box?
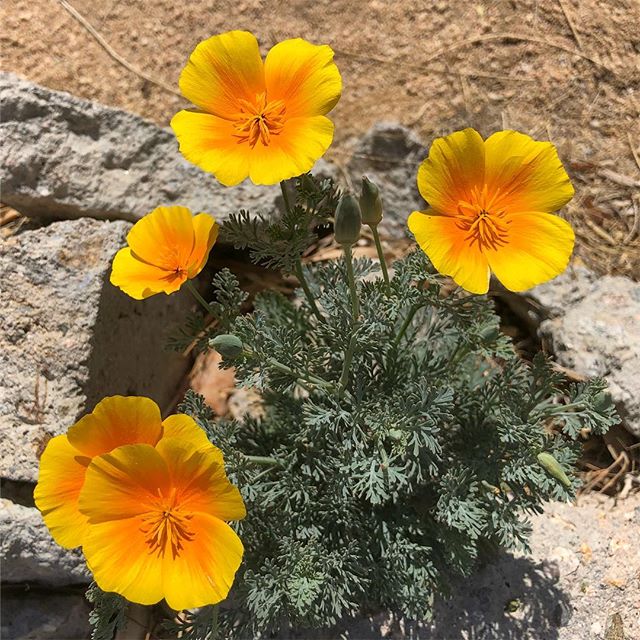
[2,0,639,277]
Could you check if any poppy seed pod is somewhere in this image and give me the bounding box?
[210,334,244,359]
[359,176,383,226]
[334,194,362,246]
[536,452,572,488]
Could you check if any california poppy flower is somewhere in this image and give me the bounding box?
[79,437,245,610]
[34,396,213,548]
[171,30,342,186]
[110,205,218,299]
[408,129,575,294]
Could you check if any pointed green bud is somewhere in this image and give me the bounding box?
[536,452,572,488]
[359,176,383,226]
[334,194,362,246]
[210,334,244,359]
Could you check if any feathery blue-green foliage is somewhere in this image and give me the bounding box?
[89,174,617,639]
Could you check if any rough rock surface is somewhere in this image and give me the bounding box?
[1,587,91,640]
[347,122,426,240]
[0,217,191,483]
[521,267,640,438]
[0,499,90,586]
[0,72,280,222]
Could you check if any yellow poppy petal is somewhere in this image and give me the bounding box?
[162,513,244,610]
[486,211,575,291]
[67,396,163,458]
[264,38,342,118]
[416,128,485,215]
[248,116,334,185]
[187,213,218,278]
[408,209,490,294]
[155,438,245,521]
[78,444,170,523]
[484,130,574,213]
[178,30,265,118]
[110,247,185,299]
[161,414,219,455]
[171,110,251,186]
[33,435,90,549]
[127,206,195,271]
[83,516,165,606]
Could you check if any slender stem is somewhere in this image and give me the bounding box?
[339,331,358,393]
[210,605,219,640]
[392,304,420,347]
[294,259,324,322]
[370,225,390,287]
[242,348,336,392]
[185,279,212,314]
[114,604,152,640]
[280,180,324,323]
[280,179,293,213]
[343,244,360,321]
[244,454,280,467]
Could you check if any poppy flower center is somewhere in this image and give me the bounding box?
[456,185,511,251]
[141,503,195,559]
[233,93,286,148]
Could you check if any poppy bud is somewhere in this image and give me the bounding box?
[210,334,244,359]
[536,452,572,488]
[359,177,383,226]
[334,194,362,246]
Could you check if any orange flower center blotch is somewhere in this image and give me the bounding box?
[232,93,287,148]
[455,185,512,252]
[141,491,195,559]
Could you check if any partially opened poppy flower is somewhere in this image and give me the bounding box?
[78,437,245,610]
[408,129,575,294]
[34,396,213,549]
[110,205,218,300]
[171,30,342,186]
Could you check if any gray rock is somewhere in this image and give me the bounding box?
[0,218,191,483]
[0,499,90,585]
[1,588,91,640]
[520,267,640,438]
[0,72,280,222]
[348,122,426,240]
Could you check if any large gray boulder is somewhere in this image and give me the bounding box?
[0,72,279,222]
[515,267,640,438]
[0,499,90,586]
[0,217,191,483]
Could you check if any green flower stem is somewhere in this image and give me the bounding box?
[280,180,324,323]
[210,605,219,640]
[242,348,336,393]
[185,279,212,314]
[343,244,360,321]
[244,454,281,467]
[294,259,324,323]
[392,304,421,347]
[370,224,390,288]
[338,331,358,393]
[280,179,293,213]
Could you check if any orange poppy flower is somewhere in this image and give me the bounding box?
[110,205,218,300]
[408,128,575,294]
[79,437,245,610]
[171,30,342,186]
[34,396,213,549]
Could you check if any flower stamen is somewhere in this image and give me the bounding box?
[232,93,286,148]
